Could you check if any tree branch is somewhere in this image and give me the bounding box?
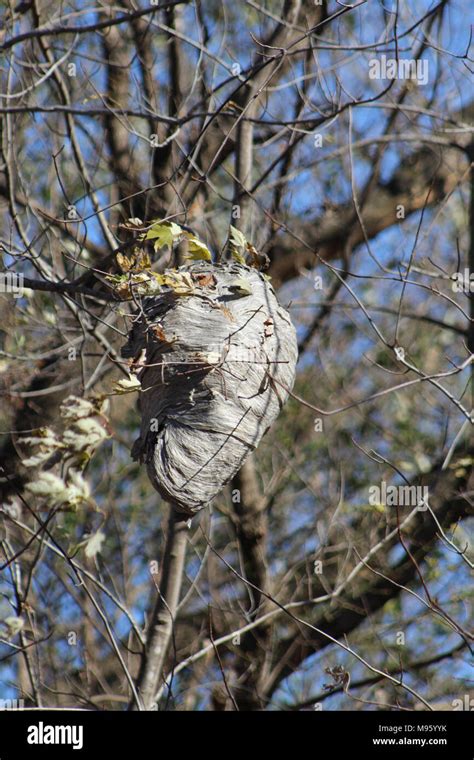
[131,505,189,710]
[262,449,473,698]
[0,2,186,52]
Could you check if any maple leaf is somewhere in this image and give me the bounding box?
[141,220,183,251]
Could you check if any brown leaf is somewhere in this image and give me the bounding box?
[116,249,151,273]
[192,272,217,288]
[150,324,176,346]
[116,252,133,272]
[247,243,270,270]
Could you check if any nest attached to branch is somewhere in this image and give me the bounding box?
[121,260,298,516]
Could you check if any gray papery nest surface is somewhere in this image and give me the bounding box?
[121,261,298,515]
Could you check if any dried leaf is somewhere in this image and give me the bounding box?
[159,270,195,296]
[106,272,163,299]
[116,252,134,272]
[150,324,177,346]
[192,272,216,288]
[119,217,144,230]
[151,324,167,341]
[246,243,270,270]
[116,249,151,273]
[112,375,141,394]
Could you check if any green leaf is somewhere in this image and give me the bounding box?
[183,233,212,261]
[228,225,247,264]
[141,220,183,251]
[228,276,252,296]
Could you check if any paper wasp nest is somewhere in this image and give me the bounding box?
[121,261,298,515]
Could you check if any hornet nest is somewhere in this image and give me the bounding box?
[121,259,298,515]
